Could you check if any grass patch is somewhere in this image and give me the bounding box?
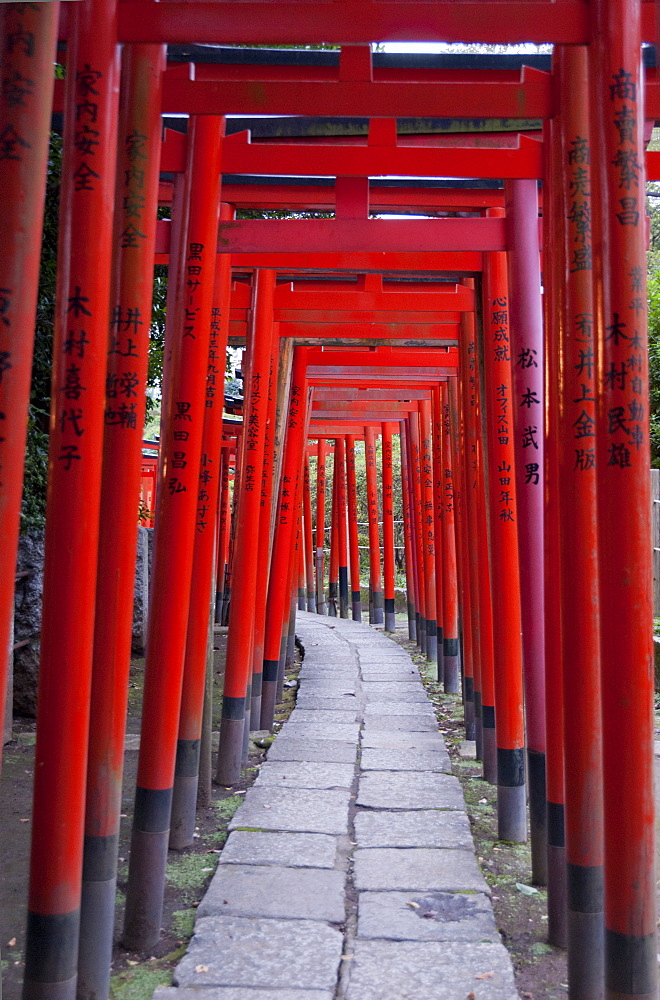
[212,795,244,821]
[109,965,171,999]
[166,853,217,895]
[171,908,196,939]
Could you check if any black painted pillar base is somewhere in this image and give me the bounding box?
[547,801,567,948]
[418,615,427,656]
[339,567,349,618]
[351,590,362,622]
[372,589,384,625]
[384,596,396,632]
[241,686,251,762]
[297,587,306,611]
[474,691,483,763]
[215,707,245,786]
[605,928,657,1000]
[528,748,547,885]
[497,747,527,843]
[407,602,416,641]
[250,672,262,732]
[306,591,316,613]
[482,705,497,784]
[78,833,117,1000]
[123,784,172,950]
[426,618,438,663]
[24,906,80,1000]
[443,636,460,693]
[464,675,475,740]
[260,659,278,731]
[567,863,604,1000]
[328,581,338,617]
[170,737,201,849]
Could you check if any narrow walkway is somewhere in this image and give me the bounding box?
[155,612,519,1000]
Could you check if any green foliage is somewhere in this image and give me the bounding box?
[21,133,62,530]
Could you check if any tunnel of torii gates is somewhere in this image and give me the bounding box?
[4,1,660,998]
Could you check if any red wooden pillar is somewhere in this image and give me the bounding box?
[505,177,548,886]
[432,388,446,683]
[335,436,349,618]
[328,462,339,616]
[590,6,656,995]
[215,446,231,622]
[544,83,568,949]
[23,2,119,994]
[482,236,527,843]
[170,200,230,849]
[261,349,308,729]
[316,437,327,614]
[78,43,164,997]
[298,527,306,610]
[0,2,59,773]
[454,377,475,740]
[346,434,363,621]
[419,398,438,664]
[408,413,426,653]
[250,331,281,727]
[558,45,604,979]
[365,425,384,624]
[215,269,276,784]
[303,454,317,611]
[123,116,223,951]
[440,384,460,694]
[399,421,417,641]
[382,422,397,632]
[458,320,480,744]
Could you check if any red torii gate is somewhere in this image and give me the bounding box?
[0,5,656,1000]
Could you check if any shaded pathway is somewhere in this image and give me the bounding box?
[156,612,519,999]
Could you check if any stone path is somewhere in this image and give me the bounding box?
[155,611,520,1000]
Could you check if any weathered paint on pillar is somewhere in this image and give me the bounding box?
[315,438,327,614]
[543,91,568,950]
[505,176,547,886]
[346,435,363,621]
[559,45,605,985]
[431,391,445,680]
[23,2,120,994]
[0,1,59,775]
[382,423,397,632]
[328,463,339,616]
[261,349,308,730]
[399,421,417,641]
[170,197,230,850]
[123,115,223,953]
[335,436,349,618]
[482,234,527,844]
[408,413,427,654]
[216,269,276,784]
[303,455,317,611]
[365,425,383,624]
[457,327,478,743]
[79,42,165,999]
[590,6,656,995]
[441,384,460,694]
[419,398,437,663]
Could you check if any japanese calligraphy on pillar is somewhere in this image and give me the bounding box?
[443,400,454,514]
[366,433,379,531]
[383,433,393,522]
[489,296,517,523]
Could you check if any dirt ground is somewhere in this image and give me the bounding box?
[0,631,300,1000]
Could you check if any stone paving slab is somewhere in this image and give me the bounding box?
[199,864,346,921]
[360,731,445,751]
[173,916,343,991]
[357,771,464,810]
[344,940,519,1000]
[358,683,429,701]
[288,709,360,724]
[295,696,361,711]
[219,830,338,869]
[295,680,358,694]
[354,809,474,849]
[361,716,438,733]
[358,671,420,682]
[255,760,355,789]
[279,723,361,742]
[229,786,351,835]
[156,990,333,1000]
[267,738,357,763]
[364,701,435,717]
[357,890,499,942]
[360,746,451,773]
[353,847,489,893]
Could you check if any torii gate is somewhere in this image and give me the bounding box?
[0,7,656,1000]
